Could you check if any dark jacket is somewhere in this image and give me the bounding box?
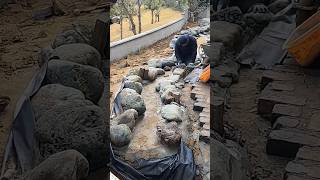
[174,35,197,65]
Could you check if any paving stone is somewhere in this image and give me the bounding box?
[296,146,320,162]
[200,129,210,143]
[271,104,302,122]
[260,70,296,89]
[273,116,300,129]
[270,82,295,92]
[266,128,320,158]
[200,112,210,118]
[203,124,210,130]
[173,68,186,76]
[258,90,306,115]
[308,112,320,131]
[200,116,210,126]
[285,160,320,179]
[194,102,208,111]
[285,174,315,180]
[213,97,224,136]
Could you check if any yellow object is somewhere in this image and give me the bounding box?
[283,10,320,67]
[199,65,210,82]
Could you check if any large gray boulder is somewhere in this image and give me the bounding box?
[160,103,186,122]
[110,124,132,147]
[50,43,102,69]
[31,84,84,120]
[31,85,107,170]
[124,81,143,94]
[119,88,146,115]
[46,60,104,104]
[22,150,89,180]
[211,139,249,180]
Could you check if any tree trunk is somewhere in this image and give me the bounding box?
[151,10,154,24]
[138,1,142,33]
[119,0,137,35]
[120,18,123,40]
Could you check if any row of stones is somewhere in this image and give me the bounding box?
[257,63,320,180]
[155,66,188,145]
[13,23,109,180]
[109,58,184,147]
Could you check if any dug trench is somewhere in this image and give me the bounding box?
[109,19,211,179]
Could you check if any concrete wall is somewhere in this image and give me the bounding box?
[110,11,188,62]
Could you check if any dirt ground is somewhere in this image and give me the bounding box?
[110,34,174,98]
[227,68,290,180]
[0,1,104,166]
[110,7,183,42]
[110,21,201,98]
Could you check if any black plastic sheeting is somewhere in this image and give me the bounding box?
[110,78,196,180]
[110,142,196,180]
[1,58,48,175]
[237,4,296,69]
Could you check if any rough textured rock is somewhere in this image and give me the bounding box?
[113,109,138,130]
[211,139,249,180]
[244,3,272,31]
[155,80,175,93]
[119,88,146,115]
[125,75,143,83]
[268,0,290,14]
[211,21,243,49]
[147,58,175,68]
[52,24,93,48]
[32,85,107,170]
[160,88,181,104]
[211,7,244,26]
[31,84,85,120]
[22,150,89,180]
[51,43,102,69]
[123,81,143,94]
[127,68,144,78]
[46,60,104,104]
[110,124,132,147]
[156,121,182,145]
[160,103,186,122]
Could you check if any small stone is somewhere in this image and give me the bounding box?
[110,124,132,147]
[173,68,186,76]
[164,66,171,71]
